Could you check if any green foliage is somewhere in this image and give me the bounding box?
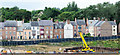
[0,1,120,24]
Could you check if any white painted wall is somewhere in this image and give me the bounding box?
[89,26,94,36]
[112,25,117,35]
[64,23,73,38]
[31,26,40,39]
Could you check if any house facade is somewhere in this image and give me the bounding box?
[0,22,4,40]
[23,23,32,39]
[3,20,17,40]
[38,19,53,39]
[95,19,117,37]
[17,21,24,40]
[70,21,77,37]
[53,21,64,39]
[64,20,73,38]
[31,21,39,39]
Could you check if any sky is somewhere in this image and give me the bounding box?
[0,0,119,11]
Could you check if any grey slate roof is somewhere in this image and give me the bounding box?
[17,21,23,26]
[38,20,53,26]
[95,21,105,27]
[0,22,4,28]
[23,23,31,30]
[4,20,17,27]
[70,21,77,26]
[31,21,39,26]
[17,27,23,31]
[76,20,85,26]
[108,21,116,25]
[54,22,65,29]
[88,20,99,26]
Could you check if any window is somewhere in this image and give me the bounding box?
[60,31,61,34]
[78,26,81,29]
[14,36,15,39]
[0,32,2,35]
[46,31,48,34]
[18,36,19,39]
[6,27,8,30]
[46,27,48,29]
[19,32,21,35]
[41,31,44,33]
[13,27,16,30]
[33,36,35,39]
[51,27,52,29]
[6,31,8,34]
[60,35,61,38]
[60,25,62,28]
[50,31,52,34]
[37,31,39,34]
[25,32,26,35]
[29,32,31,35]
[41,27,44,29]
[45,35,47,38]
[50,35,53,38]
[41,35,43,38]
[33,27,35,30]
[6,36,7,39]
[55,26,57,29]
[13,31,15,34]
[113,29,115,31]
[10,27,12,30]
[9,31,11,34]
[113,26,115,28]
[37,27,39,30]
[55,30,57,32]
[25,36,27,39]
[74,26,76,28]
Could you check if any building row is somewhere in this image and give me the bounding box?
[0,18,119,40]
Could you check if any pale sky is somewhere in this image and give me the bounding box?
[0,0,119,11]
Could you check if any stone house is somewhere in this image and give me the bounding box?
[23,23,32,39]
[3,20,17,40]
[0,22,4,40]
[95,19,117,37]
[38,19,53,39]
[53,21,64,39]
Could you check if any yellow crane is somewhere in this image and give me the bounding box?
[79,32,95,52]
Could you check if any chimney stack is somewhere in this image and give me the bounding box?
[29,19,31,23]
[93,17,96,20]
[51,18,53,22]
[37,18,40,21]
[22,19,24,23]
[66,19,70,24]
[86,18,89,26]
[83,18,85,21]
[55,20,59,23]
[101,18,104,21]
[114,20,116,23]
[75,18,77,22]
[98,17,100,21]
[105,19,108,21]
[16,19,17,21]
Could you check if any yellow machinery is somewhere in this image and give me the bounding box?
[79,32,95,52]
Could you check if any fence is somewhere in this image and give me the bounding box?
[0,36,120,46]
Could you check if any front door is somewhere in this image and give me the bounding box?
[29,36,31,39]
[37,35,39,39]
[11,36,13,40]
[57,35,59,39]
[20,36,22,39]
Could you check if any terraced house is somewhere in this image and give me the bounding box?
[23,23,32,39]
[38,18,53,39]
[53,20,64,39]
[17,20,24,40]
[0,22,4,39]
[95,19,117,37]
[3,20,17,40]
